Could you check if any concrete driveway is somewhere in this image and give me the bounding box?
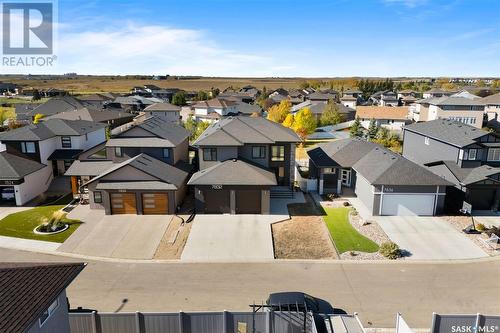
[181,215,286,262]
[0,206,32,220]
[58,205,172,259]
[376,216,488,260]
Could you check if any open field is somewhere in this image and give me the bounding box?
[2,77,320,94]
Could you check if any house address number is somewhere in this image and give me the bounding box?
[212,185,223,190]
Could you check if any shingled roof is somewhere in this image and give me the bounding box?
[0,152,46,180]
[0,262,85,333]
[117,117,189,146]
[0,119,106,141]
[404,119,490,147]
[194,116,300,146]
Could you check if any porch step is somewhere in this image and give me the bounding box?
[270,187,294,199]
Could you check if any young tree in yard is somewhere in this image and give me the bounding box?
[196,90,209,101]
[367,119,378,140]
[282,113,294,128]
[349,117,363,138]
[267,99,291,123]
[320,99,344,126]
[292,108,316,140]
[183,118,197,138]
[172,92,187,106]
[194,121,210,141]
[32,89,41,101]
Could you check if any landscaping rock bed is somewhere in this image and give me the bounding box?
[442,215,499,257]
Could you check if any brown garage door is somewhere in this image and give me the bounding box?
[142,193,169,215]
[110,193,137,214]
[204,190,230,214]
[236,190,261,214]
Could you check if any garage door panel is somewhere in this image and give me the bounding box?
[381,194,435,216]
[204,190,230,214]
[236,190,261,214]
[142,193,168,215]
[111,193,137,214]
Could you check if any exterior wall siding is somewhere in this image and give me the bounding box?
[402,129,460,165]
[15,165,53,205]
[199,147,238,170]
[354,173,377,215]
[26,292,70,333]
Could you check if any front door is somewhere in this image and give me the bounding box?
[341,169,351,186]
[52,161,58,176]
[274,166,286,186]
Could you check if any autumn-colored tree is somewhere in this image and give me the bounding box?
[33,113,44,124]
[266,99,291,123]
[282,114,294,128]
[292,108,316,139]
[320,99,344,126]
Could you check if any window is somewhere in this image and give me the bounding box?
[468,149,477,160]
[488,148,500,161]
[39,298,59,327]
[61,136,72,148]
[203,148,217,161]
[162,148,170,158]
[271,145,285,161]
[89,148,107,159]
[94,191,102,203]
[115,147,123,157]
[424,137,430,145]
[21,141,36,153]
[252,146,266,159]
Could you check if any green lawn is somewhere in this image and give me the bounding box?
[323,207,379,254]
[0,201,81,243]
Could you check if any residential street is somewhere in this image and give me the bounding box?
[1,248,498,329]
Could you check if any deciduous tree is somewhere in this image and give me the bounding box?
[267,99,291,123]
[292,108,316,139]
[320,99,344,126]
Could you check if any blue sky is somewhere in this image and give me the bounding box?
[5,0,500,76]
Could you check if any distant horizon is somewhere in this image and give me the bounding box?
[1,0,499,77]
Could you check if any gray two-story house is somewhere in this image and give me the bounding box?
[65,117,191,215]
[188,116,301,214]
[403,119,500,212]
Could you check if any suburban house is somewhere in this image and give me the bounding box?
[403,119,500,212]
[44,107,134,128]
[422,88,456,99]
[307,138,451,216]
[481,92,500,122]
[192,98,239,122]
[292,101,356,122]
[379,91,399,106]
[188,116,301,214]
[356,106,411,132]
[411,96,485,128]
[0,262,85,333]
[66,117,191,215]
[340,94,358,109]
[268,88,289,103]
[306,91,338,103]
[0,119,106,205]
[0,82,19,95]
[143,102,181,123]
[397,89,418,100]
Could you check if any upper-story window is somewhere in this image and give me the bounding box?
[88,148,107,159]
[162,148,170,159]
[39,297,59,327]
[21,141,36,153]
[468,149,477,160]
[271,145,285,161]
[487,148,500,161]
[61,136,72,148]
[424,137,430,145]
[115,147,123,157]
[203,148,217,161]
[252,146,266,159]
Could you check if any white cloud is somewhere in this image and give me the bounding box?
[2,21,295,76]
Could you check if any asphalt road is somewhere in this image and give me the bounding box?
[1,248,499,329]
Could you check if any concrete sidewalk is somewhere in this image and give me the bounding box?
[0,235,60,252]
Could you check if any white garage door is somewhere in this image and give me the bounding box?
[381,194,435,216]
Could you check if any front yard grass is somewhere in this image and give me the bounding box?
[0,199,81,243]
[323,207,379,254]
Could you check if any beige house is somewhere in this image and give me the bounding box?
[481,92,500,121]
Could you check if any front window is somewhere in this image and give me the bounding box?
[94,191,102,203]
[468,149,477,160]
[203,148,217,161]
[115,147,123,157]
[63,160,72,170]
[39,298,59,327]
[89,148,107,159]
[252,146,266,159]
[61,136,72,148]
[271,145,285,161]
[21,141,36,153]
[162,148,170,158]
[487,148,500,161]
